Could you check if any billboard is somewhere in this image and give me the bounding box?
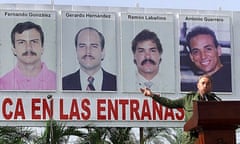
[0,6,238,127]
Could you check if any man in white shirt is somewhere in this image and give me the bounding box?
[131,29,163,91]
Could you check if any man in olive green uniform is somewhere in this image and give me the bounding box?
[140,75,221,144]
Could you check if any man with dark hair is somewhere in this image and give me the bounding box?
[62,27,117,91]
[182,26,231,92]
[0,21,56,90]
[131,29,163,91]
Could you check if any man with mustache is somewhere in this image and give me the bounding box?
[0,21,56,90]
[62,27,117,91]
[181,26,232,92]
[132,29,163,91]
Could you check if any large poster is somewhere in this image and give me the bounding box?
[0,4,238,127]
[0,10,57,91]
[179,15,232,92]
[121,13,176,93]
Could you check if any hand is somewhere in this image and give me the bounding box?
[140,87,152,97]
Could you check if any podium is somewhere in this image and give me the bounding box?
[184,101,240,144]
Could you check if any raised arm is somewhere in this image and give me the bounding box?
[140,88,160,97]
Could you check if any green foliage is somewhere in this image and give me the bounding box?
[0,126,37,144]
[143,127,183,144]
[108,127,136,144]
[35,119,86,144]
[0,121,183,144]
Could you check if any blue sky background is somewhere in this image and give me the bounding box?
[0,0,239,11]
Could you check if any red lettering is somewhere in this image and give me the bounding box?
[119,99,128,120]
[32,98,53,120]
[32,98,41,119]
[60,99,68,120]
[14,98,25,119]
[141,99,151,120]
[42,99,53,119]
[93,98,184,121]
[69,99,80,120]
[81,99,91,120]
[152,100,163,120]
[2,98,13,120]
[107,99,118,120]
[97,99,106,120]
[2,98,25,120]
[98,99,130,120]
[60,98,91,120]
[164,107,175,120]
[175,108,185,120]
[130,99,140,120]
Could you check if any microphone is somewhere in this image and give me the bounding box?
[211,94,222,101]
[205,93,222,101]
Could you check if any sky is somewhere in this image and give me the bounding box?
[0,0,240,11]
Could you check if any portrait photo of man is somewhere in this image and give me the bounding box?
[131,29,163,91]
[62,27,117,91]
[121,13,176,93]
[0,19,57,91]
[179,16,232,92]
[61,11,117,92]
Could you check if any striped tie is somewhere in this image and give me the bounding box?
[86,76,95,91]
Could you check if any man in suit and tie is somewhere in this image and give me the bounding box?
[62,27,117,91]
